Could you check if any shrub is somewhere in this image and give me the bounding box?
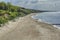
[0,2,38,27]
[0,16,8,24]
[8,12,18,20]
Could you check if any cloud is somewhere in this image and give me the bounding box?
[20,0,60,11]
[38,0,48,1]
[0,0,10,2]
[1,0,60,11]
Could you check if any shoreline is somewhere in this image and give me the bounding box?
[0,13,36,37]
[0,13,60,40]
[31,15,60,29]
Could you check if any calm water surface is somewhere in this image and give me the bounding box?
[33,12,60,27]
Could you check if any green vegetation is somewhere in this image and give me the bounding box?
[0,2,40,27]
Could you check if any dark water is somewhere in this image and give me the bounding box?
[32,12,60,27]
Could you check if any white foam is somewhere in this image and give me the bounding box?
[38,19,60,29]
[31,16,38,20]
[53,25,60,29]
[31,16,60,29]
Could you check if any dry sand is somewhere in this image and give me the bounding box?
[0,13,60,40]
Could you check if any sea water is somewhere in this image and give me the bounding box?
[32,12,60,28]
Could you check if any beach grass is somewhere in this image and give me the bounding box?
[0,2,40,27]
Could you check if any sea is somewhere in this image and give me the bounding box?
[32,12,60,29]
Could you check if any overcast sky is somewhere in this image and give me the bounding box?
[0,0,60,11]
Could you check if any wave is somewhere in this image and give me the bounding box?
[31,12,60,29]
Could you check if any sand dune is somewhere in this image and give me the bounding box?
[0,13,60,40]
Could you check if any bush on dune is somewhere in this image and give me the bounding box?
[0,2,40,27]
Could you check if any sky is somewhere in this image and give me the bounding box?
[0,0,60,11]
[0,0,10,2]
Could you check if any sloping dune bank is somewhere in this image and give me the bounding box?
[0,13,60,40]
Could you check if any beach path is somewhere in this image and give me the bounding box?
[0,13,60,40]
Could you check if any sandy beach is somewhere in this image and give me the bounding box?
[0,13,60,40]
